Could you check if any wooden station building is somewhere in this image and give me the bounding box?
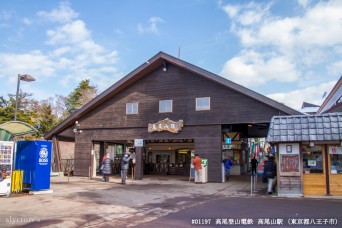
[45,52,300,182]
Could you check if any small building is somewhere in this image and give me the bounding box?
[317,76,342,114]
[45,52,300,182]
[300,102,320,115]
[267,112,342,196]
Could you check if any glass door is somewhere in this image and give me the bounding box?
[302,145,326,195]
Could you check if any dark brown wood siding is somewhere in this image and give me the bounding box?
[79,63,286,129]
[73,63,287,180]
[73,125,222,181]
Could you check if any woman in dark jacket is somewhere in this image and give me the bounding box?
[263,156,276,195]
[102,154,112,182]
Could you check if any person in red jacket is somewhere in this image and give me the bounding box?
[192,154,202,184]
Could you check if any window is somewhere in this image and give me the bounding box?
[331,154,342,174]
[329,146,342,174]
[196,97,210,111]
[302,145,323,174]
[159,100,172,113]
[126,102,138,115]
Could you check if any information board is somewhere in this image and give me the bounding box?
[0,141,14,196]
[279,154,300,176]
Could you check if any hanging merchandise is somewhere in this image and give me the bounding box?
[0,141,14,196]
[251,142,255,157]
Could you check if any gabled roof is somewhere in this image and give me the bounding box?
[301,102,320,109]
[317,76,342,114]
[267,112,342,143]
[44,51,301,140]
[300,102,320,115]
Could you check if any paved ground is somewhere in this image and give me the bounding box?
[0,174,340,227]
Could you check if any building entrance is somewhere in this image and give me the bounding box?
[144,139,194,176]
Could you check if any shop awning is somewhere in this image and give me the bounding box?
[0,121,38,141]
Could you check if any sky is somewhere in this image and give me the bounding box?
[0,0,341,111]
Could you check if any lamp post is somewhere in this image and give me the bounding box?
[14,74,36,121]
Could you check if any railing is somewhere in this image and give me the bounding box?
[145,163,169,175]
[52,159,74,175]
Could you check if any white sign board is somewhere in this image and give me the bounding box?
[329,146,342,154]
[279,143,300,154]
[134,139,144,147]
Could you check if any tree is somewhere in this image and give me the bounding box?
[0,79,98,137]
[36,102,56,136]
[65,79,98,114]
[0,91,37,125]
[53,95,69,123]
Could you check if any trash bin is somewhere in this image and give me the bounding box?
[15,140,52,191]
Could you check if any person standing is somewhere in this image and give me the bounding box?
[222,156,233,182]
[263,155,276,195]
[251,156,258,175]
[192,154,202,184]
[121,152,132,184]
[102,153,112,182]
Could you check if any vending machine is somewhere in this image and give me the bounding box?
[0,141,14,196]
[15,140,52,191]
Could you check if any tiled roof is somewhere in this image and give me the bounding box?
[267,112,342,142]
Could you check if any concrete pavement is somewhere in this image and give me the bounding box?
[0,174,337,227]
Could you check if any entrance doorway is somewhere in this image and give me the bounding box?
[92,142,124,177]
[302,144,326,195]
[145,139,194,176]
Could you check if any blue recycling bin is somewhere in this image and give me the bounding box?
[15,140,52,191]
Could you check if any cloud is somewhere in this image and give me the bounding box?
[0,2,121,99]
[138,16,164,34]
[37,1,78,23]
[22,18,33,25]
[267,80,337,110]
[219,0,342,94]
[220,50,299,87]
[0,51,56,83]
[46,20,90,45]
[0,10,13,27]
[297,0,310,8]
[221,1,271,27]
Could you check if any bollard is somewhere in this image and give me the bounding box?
[251,174,257,196]
[250,174,253,196]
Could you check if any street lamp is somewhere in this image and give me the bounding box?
[14,74,36,121]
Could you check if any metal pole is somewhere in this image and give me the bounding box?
[14,74,21,121]
[250,174,253,196]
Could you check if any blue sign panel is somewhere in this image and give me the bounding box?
[225,138,231,144]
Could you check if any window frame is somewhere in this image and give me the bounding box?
[196,97,210,111]
[126,102,138,115]
[159,99,173,113]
